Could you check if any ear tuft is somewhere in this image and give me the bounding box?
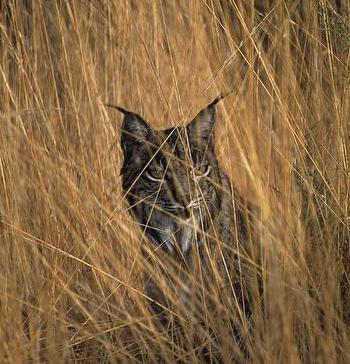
[209,94,225,107]
[104,104,130,115]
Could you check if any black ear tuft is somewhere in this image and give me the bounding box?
[209,94,225,107]
[104,104,130,115]
[186,95,224,145]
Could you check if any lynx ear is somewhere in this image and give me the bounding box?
[186,95,224,146]
[105,104,153,153]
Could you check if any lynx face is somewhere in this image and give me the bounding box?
[119,97,226,258]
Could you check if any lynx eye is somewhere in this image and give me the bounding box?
[202,165,211,177]
[145,168,164,182]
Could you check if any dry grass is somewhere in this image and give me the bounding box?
[0,0,349,363]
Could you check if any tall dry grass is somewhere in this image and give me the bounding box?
[0,0,349,363]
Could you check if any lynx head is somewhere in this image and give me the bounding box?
[116,96,225,258]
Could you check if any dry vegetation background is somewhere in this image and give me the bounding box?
[0,0,349,363]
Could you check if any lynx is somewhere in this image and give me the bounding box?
[109,96,256,359]
[111,95,256,315]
